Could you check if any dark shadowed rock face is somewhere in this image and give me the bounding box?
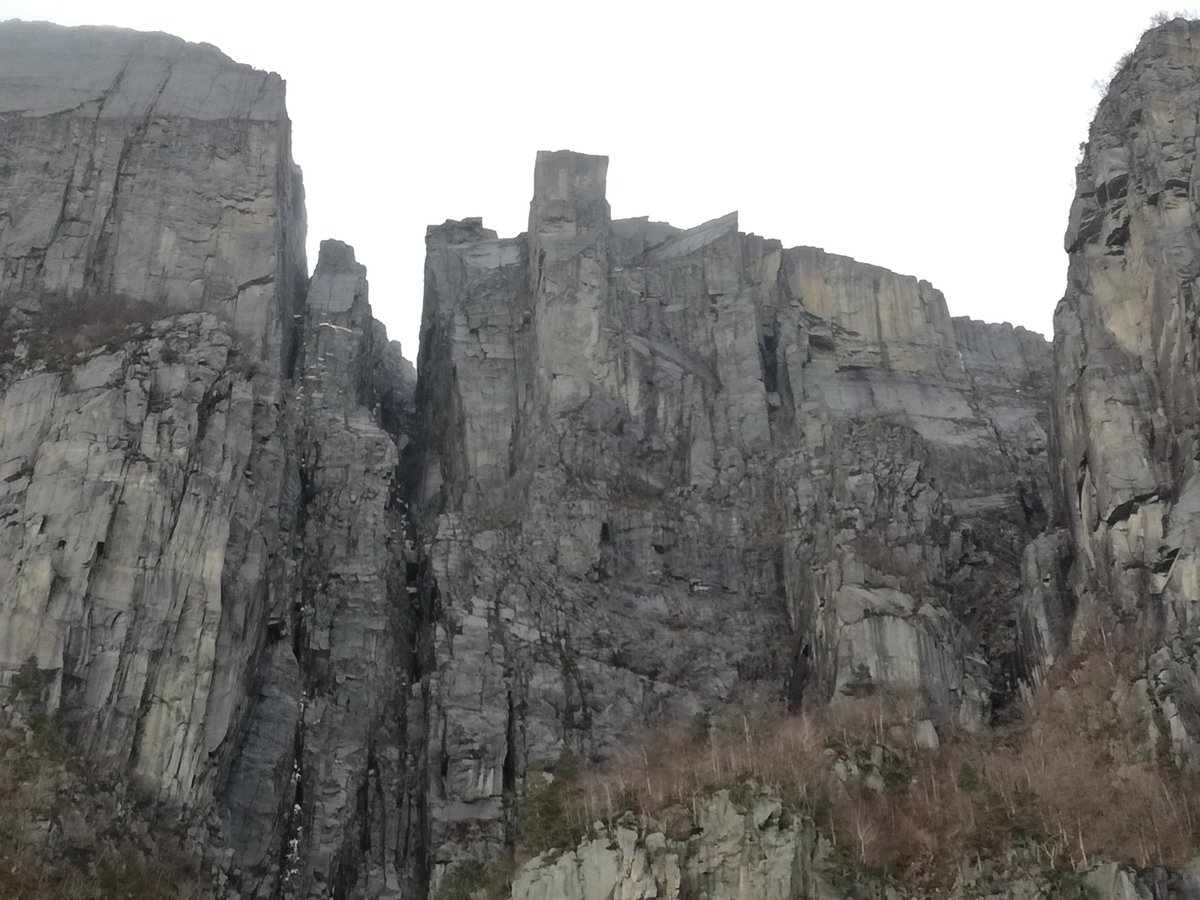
[415,150,1051,872]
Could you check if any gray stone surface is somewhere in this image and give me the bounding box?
[415,149,1051,876]
[228,240,413,898]
[0,311,289,805]
[0,20,307,364]
[0,22,415,900]
[22,16,1200,900]
[510,792,839,900]
[1017,17,1200,772]
[510,789,1200,900]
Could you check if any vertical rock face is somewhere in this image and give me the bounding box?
[226,240,414,897]
[0,22,414,900]
[1023,18,1200,766]
[0,21,298,803]
[0,21,307,364]
[0,309,287,802]
[416,150,1051,873]
[0,20,309,805]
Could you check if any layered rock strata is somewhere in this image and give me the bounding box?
[0,17,1097,900]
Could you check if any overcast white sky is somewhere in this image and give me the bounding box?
[0,1,1188,356]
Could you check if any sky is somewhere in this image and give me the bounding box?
[0,1,1189,357]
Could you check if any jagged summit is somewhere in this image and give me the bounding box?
[416,141,1053,888]
[460,148,1052,345]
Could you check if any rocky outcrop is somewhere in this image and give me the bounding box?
[510,791,1200,900]
[1019,17,1200,769]
[30,15,1200,900]
[0,28,309,813]
[415,150,1051,877]
[0,309,289,803]
[510,792,839,900]
[225,240,414,897]
[0,22,414,900]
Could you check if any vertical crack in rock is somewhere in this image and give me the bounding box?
[224,240,416,898]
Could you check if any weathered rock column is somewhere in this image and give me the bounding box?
[527,150,611,415]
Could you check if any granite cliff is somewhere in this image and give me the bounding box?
[1021,16,1200,746]
[0,21,414,898]
[415,152,1050,884]
[2,14,1199,900]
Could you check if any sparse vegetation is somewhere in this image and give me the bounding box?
[7,654,69,759]
[433,856,516,900]
[0,291,163,373]
[433,859,487,900]
[1091,11,1199,99]
[517,748,583,856]
[544,644,1200,892]
[11,654,43,701]
[431,748,583,899]
[1150,9,1199,27]
[0,703,207,898]
[433,843,521,900]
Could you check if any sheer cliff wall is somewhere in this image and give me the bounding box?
[1020,18,1200,774]
[0,22,415,899]
[414,149,1051,873]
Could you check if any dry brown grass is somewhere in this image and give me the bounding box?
[556,653,1200,890]
[0,292,163,372]
[0,709,209,899]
